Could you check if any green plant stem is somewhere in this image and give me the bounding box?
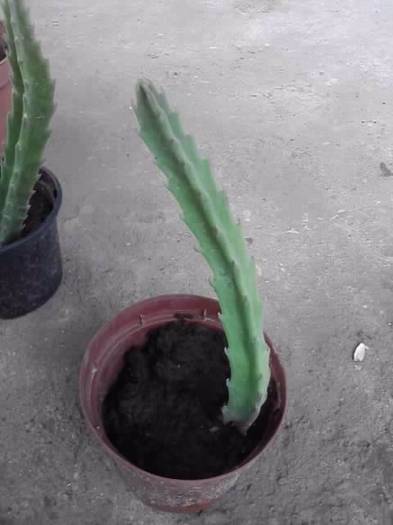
[0,0,55,245]
[134,80,270,432]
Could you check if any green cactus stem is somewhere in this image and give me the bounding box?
[134,80,271,433]
[0,0,23,221]
[0,0,55,245]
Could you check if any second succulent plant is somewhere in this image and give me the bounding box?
[0,0,55,246]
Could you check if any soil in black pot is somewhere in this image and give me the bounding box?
[22,177,53,238]
[103,320,277,480]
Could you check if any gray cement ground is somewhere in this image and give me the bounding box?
[1,0,393,523]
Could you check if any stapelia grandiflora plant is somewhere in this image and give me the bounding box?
[0,0,55,245]
[134,80,270,433]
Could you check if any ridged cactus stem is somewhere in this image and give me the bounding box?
[0,0,23,219]
[134,80,271,433]
[0,0,55,245]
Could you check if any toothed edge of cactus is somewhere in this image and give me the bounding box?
[0,0,23,222]
[0,0,55,245]
[134,79,270,432]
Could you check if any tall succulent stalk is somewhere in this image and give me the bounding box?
[134,80,271,433]
[0,0,55,245]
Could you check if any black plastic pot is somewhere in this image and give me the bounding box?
[0,167,63,319]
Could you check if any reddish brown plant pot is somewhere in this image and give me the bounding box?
[79,295,286,512]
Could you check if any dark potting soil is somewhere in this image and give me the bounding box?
[103,321,276,480]
[0,27,6,62]
[22,178,53,238]
[0,43,6,62]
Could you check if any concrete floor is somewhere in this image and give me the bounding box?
[1,0,393,523]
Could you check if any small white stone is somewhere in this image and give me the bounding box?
[353,342,368,362]
[243,210,252,222]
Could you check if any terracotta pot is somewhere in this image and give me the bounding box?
[79,295,286,512]
[0,25,11,153]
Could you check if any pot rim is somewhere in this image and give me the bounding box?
[0,54,10,88]
[79,294,287,486]
[0,166,62,255]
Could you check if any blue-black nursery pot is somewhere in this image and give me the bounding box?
[0,167,63,319]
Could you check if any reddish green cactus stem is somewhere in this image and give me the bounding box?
[0,0,55,245]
